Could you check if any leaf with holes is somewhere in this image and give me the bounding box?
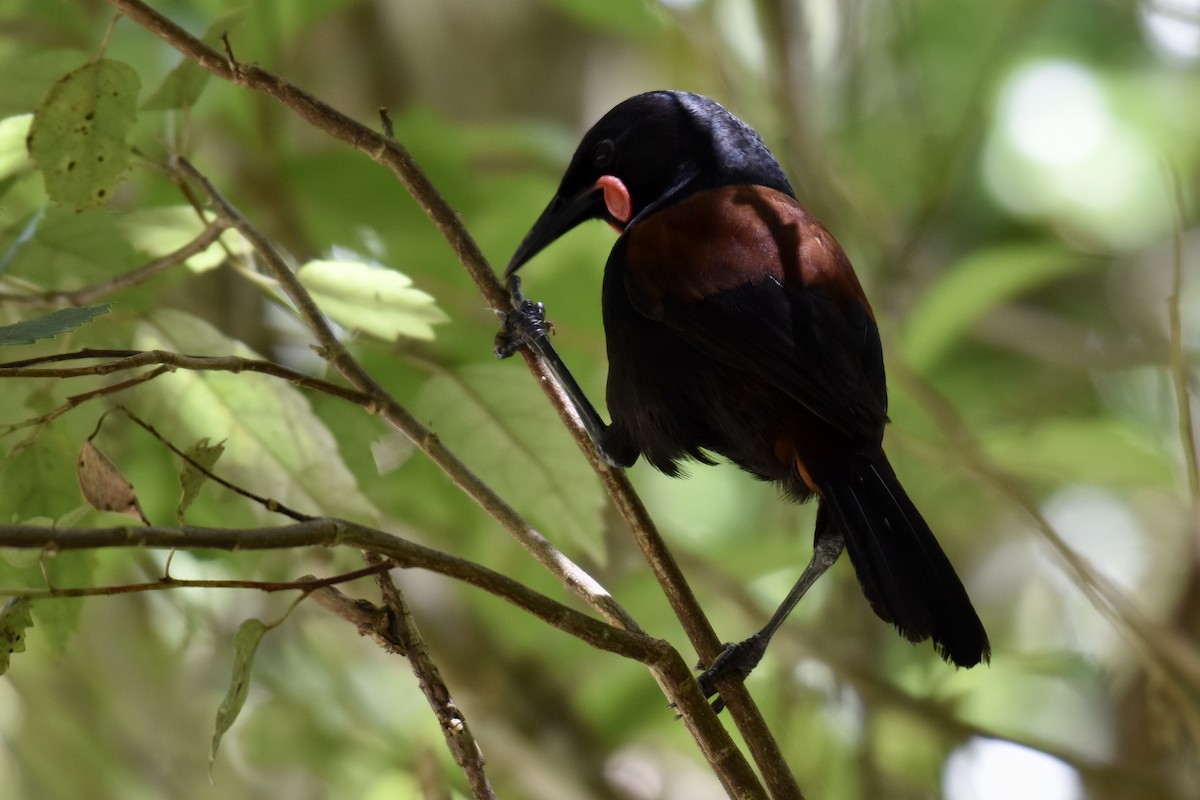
[27,58,140,209]
[0,597,34,675]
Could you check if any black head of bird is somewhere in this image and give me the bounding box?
[506,90,794,276]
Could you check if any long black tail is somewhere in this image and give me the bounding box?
[820,453,990,667]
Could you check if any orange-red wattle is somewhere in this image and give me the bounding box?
[596,175,632,226]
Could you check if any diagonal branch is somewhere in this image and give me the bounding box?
[0,365,173,438]
[171,155,640,633]
[104,3,789,794]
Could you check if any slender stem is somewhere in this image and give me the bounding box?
[0,562,394,598]
[0,220,230,307]
[1164,166,1199,507]
[365,551,496,800]
[0,520,658,660]
[0,349,374,406]
[110,404,314,522]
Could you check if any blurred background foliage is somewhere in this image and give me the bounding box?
[1,0,1198,798]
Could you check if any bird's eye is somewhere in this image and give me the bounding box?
[592,139,615,169]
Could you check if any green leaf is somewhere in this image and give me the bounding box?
[0,114,33,182]
[3,205,142,284]
[27,58,140,209]
[142,10,245,111]
[210,617,268,771]
[902,244,1089,370]
[415,363,605,561]
[133,309,380,523]
[0,303,111,346]
[0,597,34,675]
[298,258,449,341]
[141,58,212,113]
[0,422,80,523]
[177,437,226,524]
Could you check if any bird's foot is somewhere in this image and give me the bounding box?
[696,634,768,714]
[494,275,553,359]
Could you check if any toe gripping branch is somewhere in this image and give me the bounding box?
[494,276,619,466]
[493,275,552,360]
[695,635,769,714]
[696,531,847,712]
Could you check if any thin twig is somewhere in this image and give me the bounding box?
[0,348,374,407]
[0,561,394,599]
[365,551,496,800]
[108,404,313,522]
[894,359,1200,746]
[0,365,173,438]
[0,520,659,662]
[1164,166,1199,508]
[107,0,506,311]
[0,517,757,794]
[0,220,230,307]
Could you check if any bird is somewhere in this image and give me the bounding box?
[497,90,989,707]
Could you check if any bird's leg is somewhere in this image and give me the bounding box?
[697,529,846,712]
[494,276,622,466]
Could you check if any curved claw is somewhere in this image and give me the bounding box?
[696,634,769,714]
[494,277,552,359]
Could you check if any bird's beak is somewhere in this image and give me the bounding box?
[505,184,605,277]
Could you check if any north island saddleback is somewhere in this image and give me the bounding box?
[497,90,989,709]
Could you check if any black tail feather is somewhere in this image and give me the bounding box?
[820,454,990,667]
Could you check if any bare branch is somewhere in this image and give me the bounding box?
[108,405,314,522]
[0,517,763,796]
[0,220,230,307]
[0,520,660,663]
[0,365,172,438]
[0,348,374,407]
[108,0,507,310]
[0,561,394,599]
[365,551,496,800]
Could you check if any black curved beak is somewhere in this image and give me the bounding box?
[505,184,605,277]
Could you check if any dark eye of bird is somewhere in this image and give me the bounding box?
[592,139,615,169]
